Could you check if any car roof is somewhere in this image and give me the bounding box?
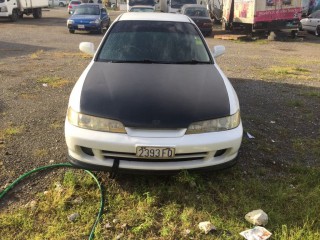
[118,12,192,23]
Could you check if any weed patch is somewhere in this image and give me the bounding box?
[37,76,70,88]
[30,50,44,59]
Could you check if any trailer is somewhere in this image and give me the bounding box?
[221,0,302,35]
[0,0,48,22]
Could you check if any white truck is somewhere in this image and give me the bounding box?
[0,0,48,22]
[160,0,197,13]
[127,0,156,11]
[221,0,302,36]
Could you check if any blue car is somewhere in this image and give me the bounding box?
[67,4,110,34]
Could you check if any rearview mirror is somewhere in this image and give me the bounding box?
[212,45,225,58]
[79,42,95,56]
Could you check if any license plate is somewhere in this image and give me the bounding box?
[78,25,85,29]
[136,146,175,159]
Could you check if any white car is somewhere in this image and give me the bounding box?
[48,0,67,7]
[300,10,320,36]
[65,12,243,173]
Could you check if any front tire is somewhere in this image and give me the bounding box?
[10,9,19,22]
[33,8,42,19]
[69,29,75,34]
[291,30,298,39]
[100,25,106,34]
[316,26,320,36]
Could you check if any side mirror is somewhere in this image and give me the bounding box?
[79,42,95,56]
[212,45,225,58]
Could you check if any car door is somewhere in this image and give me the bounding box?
[100,8,109,28]
[310,11,320,31]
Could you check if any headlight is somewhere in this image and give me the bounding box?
[186,111,241,134]
[1,6,8,12]
[90,19,101,24]
[67,19,74,24]
[67,107,126,133]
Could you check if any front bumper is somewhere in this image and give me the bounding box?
[65,120,243,172]
[67,23,101,32]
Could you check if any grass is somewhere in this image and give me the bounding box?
[301,90,320,98]
[33,149,49,158]
[37,76,70,88]
[50,121,63,130]
[30,50,44,59]
[0,170,101,239]
[1,165,320,239]
[260,66,315,81]
[0,126,24,140]
[52,51,92,59]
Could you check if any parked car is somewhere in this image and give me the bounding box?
[67,3,110,34]
[129,5,155,12]
[68,0,82,14]
[48,0,67,7]
[65,12,243,173]
[300,10,320,36]
[180,4,213,36]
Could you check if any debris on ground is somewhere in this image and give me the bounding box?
[68,212,80,222]
[198,221,216,234]
[245,209,268,226]
[240,226,272,240]
[246,132,255,139]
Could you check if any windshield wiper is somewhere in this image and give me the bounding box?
[108,59,170,64]
[174,59,211,64]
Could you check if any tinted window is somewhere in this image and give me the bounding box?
[74,5,100,15]
[71,1,82,4]
[129,0,155,6]
[97,21,211,64]
[184,7,209,17]
[171,0,196,8]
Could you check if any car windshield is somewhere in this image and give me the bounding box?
[71,1,81,4]
[129,0,155,6]
[171,0,196,9]
[184,8,209,17]
[97,21,211,64]
[130,7,154,12]
[74,5,100,15]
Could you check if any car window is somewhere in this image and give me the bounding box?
[97,21,211,64]
[129,0,155,6]
[185,8,209,17]
[74,5,100,15]
[130,8,154,12]
[314,11,320,18]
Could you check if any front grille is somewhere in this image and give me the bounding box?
[101,150,208,162]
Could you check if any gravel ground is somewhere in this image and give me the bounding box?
[1,8,319,207]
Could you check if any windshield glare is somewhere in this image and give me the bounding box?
[74,6,100,15]
[97,21,211,64]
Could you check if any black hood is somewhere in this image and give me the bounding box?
[80,62,230,128]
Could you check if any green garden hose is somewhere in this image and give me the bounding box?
[0,163,104,240]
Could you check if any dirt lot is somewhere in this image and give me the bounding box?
[1,7,320,206]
